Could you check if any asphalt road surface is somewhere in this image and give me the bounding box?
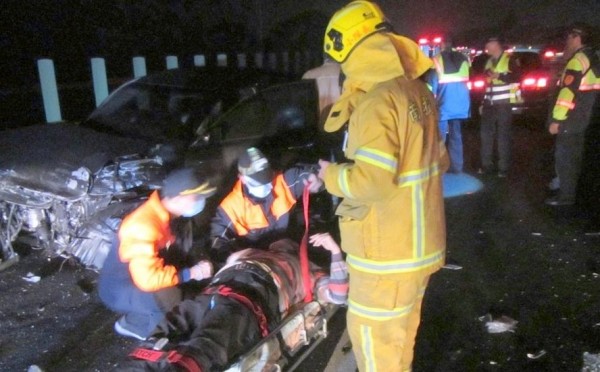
[1,117,599,372]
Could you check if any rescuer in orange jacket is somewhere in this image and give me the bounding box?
[317,1,448,371]
[546,23,600,206]
[98,168,217,340]
[209,147,323,264]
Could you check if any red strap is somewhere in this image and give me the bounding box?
[129,348,202,372]
[129,348,164,362]
[168,352,203,372]
[300,185,313,302]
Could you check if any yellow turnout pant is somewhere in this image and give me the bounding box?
[347,266,431,372]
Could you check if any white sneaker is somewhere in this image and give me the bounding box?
[548,177,560,191]
[114,316,146,340]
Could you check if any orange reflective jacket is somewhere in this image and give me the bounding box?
[118,191,179,292]
[220,174,297,237]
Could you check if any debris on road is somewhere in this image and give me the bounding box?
[582,352,600,371]
[22,272,41,283]
[479,314,518,333]
[443,264,463,270]
[527,350,547,359]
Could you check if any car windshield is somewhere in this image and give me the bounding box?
[513,52,542,70]
[209,81,318,143]
[82,81,210,142]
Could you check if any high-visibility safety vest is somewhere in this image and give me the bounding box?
[577,49,600,92]
[552,47,600,132]
[484,52,522,104]
[220,174,297,237]
[432,51,470,84]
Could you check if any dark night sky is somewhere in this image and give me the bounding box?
[382,0,600,36]
[299,0,600,45]
[1,0,599,87]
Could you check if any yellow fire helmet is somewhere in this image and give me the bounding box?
[324,1,389,63]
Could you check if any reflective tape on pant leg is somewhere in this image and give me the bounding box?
[348,298,414,321]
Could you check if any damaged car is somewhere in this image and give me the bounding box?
[0,66,332,271]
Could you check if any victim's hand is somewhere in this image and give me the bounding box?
[309,233,341,255]
[317,159,331,180]
[303,173,323,193]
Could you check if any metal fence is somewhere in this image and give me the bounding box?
[36,50,321,124]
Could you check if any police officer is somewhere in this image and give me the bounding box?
[479,36,522,178]
[546,23,600,206]
[427,36,471,173]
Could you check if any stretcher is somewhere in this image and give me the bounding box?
[224,301,341,372]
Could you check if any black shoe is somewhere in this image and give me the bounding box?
[544,196,575,206]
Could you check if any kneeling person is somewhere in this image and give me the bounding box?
[99,168,216,340]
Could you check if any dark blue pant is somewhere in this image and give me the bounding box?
[555,133,585,202]
[480,104,512,172]
[98,239,181,337]
[440,119,464,173]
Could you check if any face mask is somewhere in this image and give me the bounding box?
[181,198,206,217]
[247,183,273,199]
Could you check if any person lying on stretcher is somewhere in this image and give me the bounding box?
[120,233,348,371]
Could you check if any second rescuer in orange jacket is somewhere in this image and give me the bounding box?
[209,147,323,264]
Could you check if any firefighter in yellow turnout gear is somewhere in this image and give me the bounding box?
[317,2,448,371]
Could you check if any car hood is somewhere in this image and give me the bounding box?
[0,123,151,200]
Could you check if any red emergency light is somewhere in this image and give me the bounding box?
[544,50,556,58]
[433,37,442,44]
[418,38,429,45]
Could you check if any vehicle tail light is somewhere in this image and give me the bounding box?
[521,75,548,90]
[433,37,442,44]
[544,50,555,59]
[418,38,429,45]
[537,77,548,88]
[468,79,485,90]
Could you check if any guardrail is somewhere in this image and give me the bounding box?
[36,51,319,123]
